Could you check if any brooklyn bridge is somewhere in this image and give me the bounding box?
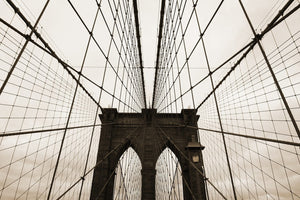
[0,0,299,199]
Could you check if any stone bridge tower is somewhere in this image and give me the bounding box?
[90,108,207,200]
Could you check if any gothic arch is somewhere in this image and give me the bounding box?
[113,147,142,200]
[90,108,206,200]
[155,147,184,200]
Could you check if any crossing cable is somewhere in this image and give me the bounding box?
[152,125,171,199]
[107,0,146,108]
[0,17,139,112]
[132,0,147,108]
[67,66,138,112]
[157,0,300,112]
[110,0,129,109]
[158,39,254,112]
[157,0,293,112]
[95,0,132,113]
[0,5,143,113]
[154,0,225,110]
[120,0,146,108]
[159,123,300,147]
[178,2,196,109]
[154,0,179,110]
[96,149,136,200]
[101,0,144,109]
[157,0,195,111]
[80,0,137,196]
[113,149,135,200]
[67,0,144,110]
[156,126,227,199]
[54,126,142,200]
[157,1,299,111]
[46,2,107,197]
[223,136,300,194]
[190,0,237,198]
[237,0,300,140]
[152,0,166,108]
[158,143,181,198]
[109,0,144,109]
[113,126,143,199]
[2,0,105,110]
[5,0,142,112]
[0,124,105,137]
[156,0,171,112]
[164,0,188,113]
[181,173,197,200]
[168,161,181,200]
[195,0,300,112]
[213,34,300,113]
[100,0,145,108]
[94,170,116,200]
[98,0,144,111]
[149,121,180,199]
[0,0,50,95]
[164,147,187,200]
[101,128,141,199]
[154,0,188,108]
[153,0,209,107]
[154,132,200,199]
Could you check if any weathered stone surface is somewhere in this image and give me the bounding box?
[90,108,206,200]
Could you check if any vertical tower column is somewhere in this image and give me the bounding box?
[90,109,118,200]
[141,109,157,200]
[89,109,207,200]
[184,139,206,199]
[141,168,156,199]
[181,109,207,200]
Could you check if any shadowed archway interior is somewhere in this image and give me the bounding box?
[113,147,142,200]
[155,147,184,200]
[0,0,299,199]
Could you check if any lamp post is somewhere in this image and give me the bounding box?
[185,134,206,199]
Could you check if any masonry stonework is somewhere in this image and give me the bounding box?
[90,108,206,200]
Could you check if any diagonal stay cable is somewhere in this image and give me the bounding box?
[156,0,300,112]
[94,169,116,200]
[99,0,144,108]
[181,173,197,200]
[3,0,104,110]
[154,124,197,200]
[190,0,237,197]
[55,126,142,200]
[158,39,254,112]
[0,123,108,137]
[0,17,139,112]
[154,0,214,107]
[154,0,225,109]
[195,0,300,112]
[132,0,147,108]
[156,126,227,199]
[47,4,107,197]
[152,0,166,108]
[153,0,187,108]
[5,0,143,111]
[237,0,300,139]
[111,0,146,108]
[67,0,143,109]
[0,0,50,95]
[158,123,300,147]
[99,0,145,108]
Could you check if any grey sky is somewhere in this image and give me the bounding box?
[0,0,300,199]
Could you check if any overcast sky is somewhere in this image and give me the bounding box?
[0,0,300,199]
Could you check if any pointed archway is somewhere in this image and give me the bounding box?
[155,147,184,200]
[113,147,142,200]
[90,108,207,200]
